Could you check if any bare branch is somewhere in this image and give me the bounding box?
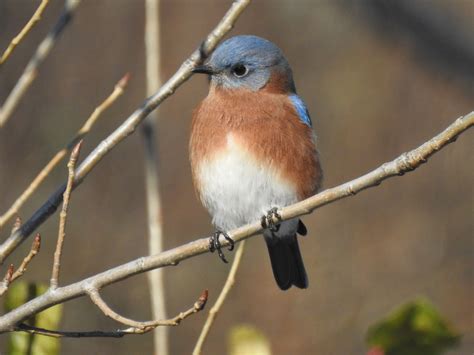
[0,234,41,297]
[193,241,246,355]
[75,73,131,140]
[12,289,208,338]
[88,289,208,330]
[14,323,128,338]
[0,112,471,333]
[10,233,41,283]
[0,0,81,128]
[0,0,50,66]
[144,0,167,352]
[0,74,129,230]
[50,141,82,289]
[10,217,22,234]
[0,0,250,266]
[0,264,14,297]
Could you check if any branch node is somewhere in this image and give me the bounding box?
[0,264,14,297]
[10,233,41,283]
[4,265,14,284]
[0,0,250,264]
[0,73,128,232]
[11,217,22,234]
[88,288,207,332]
[0,0,51,66]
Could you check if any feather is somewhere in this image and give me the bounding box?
[264,231,308,290]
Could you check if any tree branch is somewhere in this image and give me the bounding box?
[0,264,14,297]
[0,234,41,297]
[14,323,129,338]
[10,290,208,338]
[0,0,251,265]
[0,111,471,333]
[143,0,168,353]
[0,0,51,66]
[193,241,247,355]
[87,289,208,330]
[0,74,129,231]
[50,141,82,289]
[10,233,41,283]
[0,0,82,128]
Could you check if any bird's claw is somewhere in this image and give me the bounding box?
[261,207,282,232]
[209,230,234,263]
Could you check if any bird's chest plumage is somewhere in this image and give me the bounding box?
[190,89,321,230]
[193,133,298,230]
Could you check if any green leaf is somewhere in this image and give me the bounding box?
[366,298,460,355]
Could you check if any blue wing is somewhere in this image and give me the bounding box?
[289,95,312,127]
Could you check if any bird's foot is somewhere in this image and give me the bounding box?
[209,230,234,263]
[261,207,282,232]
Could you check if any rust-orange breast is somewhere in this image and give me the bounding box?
[190,87,322,201]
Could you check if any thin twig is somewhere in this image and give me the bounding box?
[88,289,208,330]
[11,233,41,283]
[0,0,251,265]
[0,234,41,297]
[0,111,471,332]
[0,73,130,231]
[75,73,131,140]
[0,0,50,66]
[0,0,81,128]
[193,241,246,355]
[0,264,14,297]
[50,141,82,289]
[15,323,129,338]
[12,289,208,338]
[143,0,167,353]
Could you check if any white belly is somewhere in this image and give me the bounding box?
[196,134,298,230]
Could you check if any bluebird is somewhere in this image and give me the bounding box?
[190,35,322,290]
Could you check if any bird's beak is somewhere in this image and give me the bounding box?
[192,65,216,75]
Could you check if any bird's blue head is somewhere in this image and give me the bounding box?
[193,35,295,92]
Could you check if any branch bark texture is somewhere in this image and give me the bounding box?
[0,0,50,65]
[0,0,251,264]
[0,111,471,333]
[193,241,247,355]
[0,0,81,128]
[0,73,128,230]
[143,0,168,352]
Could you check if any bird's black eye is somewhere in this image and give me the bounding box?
[231,64,248,78]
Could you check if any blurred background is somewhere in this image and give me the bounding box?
[0,0,472,354]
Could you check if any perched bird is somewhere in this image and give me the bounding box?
[190,35,322,290]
